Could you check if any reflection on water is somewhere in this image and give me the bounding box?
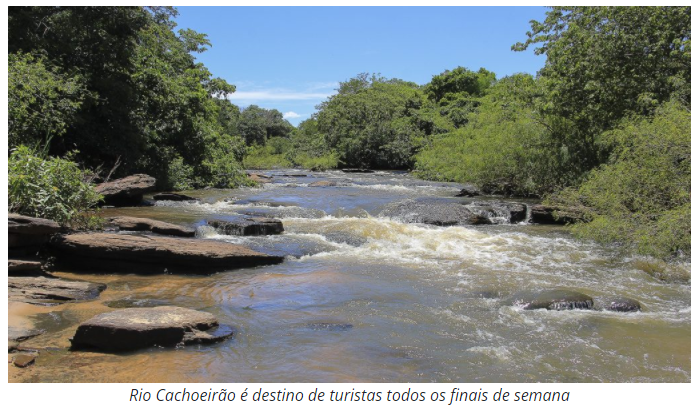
[9,170,690,383]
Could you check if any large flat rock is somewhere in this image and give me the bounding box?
[9,276,106,305]
[70,306,233,351]
[8,259,45,276]
[8,214,61,235]
[380,199,491,226]
[95,174,156,206]
[107,216,195,237]
[48,233,284,273]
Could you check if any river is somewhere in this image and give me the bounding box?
[9,170,691,382]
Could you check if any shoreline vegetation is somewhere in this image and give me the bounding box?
[8,6,690,262]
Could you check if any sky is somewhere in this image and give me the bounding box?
[174,7,548,126]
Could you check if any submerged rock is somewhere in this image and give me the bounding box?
[307,322,354,331]
[12,353,37,368]
[510,289,594,310]
[107,216,195,237]
[70,306,233,351]
[95,174,156,206]
[152,192,198,202]
[48,233,284,273]
[607,297,642,313]
[309,180,337,187]
[9,276,106,305]
[342,168,374,173]
[207,216,284,236]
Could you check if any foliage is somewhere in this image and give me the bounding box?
[8,6,246,190]
[552,102,690,259]
[514,6,691,140]
[315,74,427,169]
[8,52,89,148]
[237,105,294,146]
[8,146,102,229]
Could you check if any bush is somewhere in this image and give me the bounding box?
[8,146,102,228]
[553,102,690,259]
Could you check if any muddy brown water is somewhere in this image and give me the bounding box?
[9,170,690,382]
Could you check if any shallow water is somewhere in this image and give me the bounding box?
[10,170,690,382]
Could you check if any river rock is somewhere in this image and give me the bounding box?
[9,213,62,251]
[94,174,156,206]
[48,233,284,273]
[152,193,198,202]
[455,185,481,197]
[12,353,37,368]
[342,168,374,173]
[468,201,528,224]
[107,216,195,237]
[380,199,491,226]
[9,326,44,343]
[309,180,337,187]
[530,205,585,224]
[510,289,594,310]
[207,216,284,236]
[8,259,45,276]
[9,276,106,305]
[70,306,233,351]
[248,173,272,184]
[607,297,642,312]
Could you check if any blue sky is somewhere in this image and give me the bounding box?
[175,7,548,126]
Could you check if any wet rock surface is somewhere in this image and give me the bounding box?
[509,289,594,310]
[607,297,642,312]
[9,276,106,305]
[70,306,233,351]
[48,233,284,273]
[467,201,528,224]
[12,353,37,368]
[95,174,156,206]
[9,326,45,343]
[153,193,198,202]
[380,199,492,226]
[207,216,284,236]
[455,185,481,197]
[307,322,354,331]
[107,216,195,237]
[248,173,272,184]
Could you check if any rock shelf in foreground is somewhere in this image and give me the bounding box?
[48,232,284,273]
[70,306,233,351]
[9,276,106,305]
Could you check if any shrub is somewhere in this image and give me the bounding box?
[8,146,102,228]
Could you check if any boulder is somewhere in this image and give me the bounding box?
[8,259,45,276]
[207,216,284,236]
[8,214,61,250]
[607,297,642,313]
[509,289,594,310]
[380,199,491,226]
[468,201,528,224]
[94,174,156,206]
[48,233,284,273]
[455,185,481,197]
[152,193,198,202]
[530,204,585,225]
[70,306,234,351]
[308,180,337,187]
[9,276,106,305]
[107,216,195,237]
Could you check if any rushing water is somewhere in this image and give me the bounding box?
[9,170,691,382]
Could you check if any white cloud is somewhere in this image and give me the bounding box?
[283,111,301,119]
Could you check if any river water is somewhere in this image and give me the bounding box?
[9,170,691,382]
